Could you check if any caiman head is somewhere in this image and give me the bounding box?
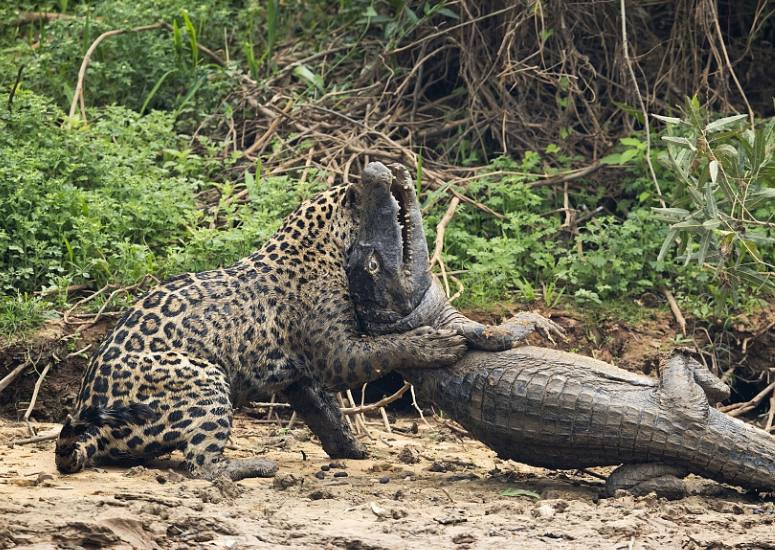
[346,161,433,331]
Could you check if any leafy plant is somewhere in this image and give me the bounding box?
[652,99,774,301]
[0,293,56,339]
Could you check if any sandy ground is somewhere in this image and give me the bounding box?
[1,414,774,550]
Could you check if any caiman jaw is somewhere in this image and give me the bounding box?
[389,177,414,270]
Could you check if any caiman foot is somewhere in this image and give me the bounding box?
[604,463,688,500]
[501,311,565,344]
[449,312,565,351]
[673,352,730,403]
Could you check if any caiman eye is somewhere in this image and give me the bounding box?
[367,255,380,274]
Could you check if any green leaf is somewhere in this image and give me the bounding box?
[292,64,324,92]
[697,232,711,265]
[618,148,639,163]
[657,229,678,262]
[704,114,747,133]
[244,169,257,200]
[619,137,643,147]
[709,160,719,185]
[652,207,690,222]
[600,153,622,165]
[500,488,541,499]
[437,8,460,20]
[651,114,683,125]
[661,136,696,151]
[140,69,176,116]
[750,188,775,199]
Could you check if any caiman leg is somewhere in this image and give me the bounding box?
[605,353,731,499]
[605,464,689,499]
[428,279,564,351]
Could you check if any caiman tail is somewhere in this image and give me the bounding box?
[405,347,775,492]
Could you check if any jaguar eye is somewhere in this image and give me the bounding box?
[367,255,380,274]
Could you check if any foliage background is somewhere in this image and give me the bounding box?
[0,1,772,414]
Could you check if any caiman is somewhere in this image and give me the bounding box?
[346,163,775,497]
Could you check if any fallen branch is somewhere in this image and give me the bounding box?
[23,363,52,429]
[243,98,294,157]
[340,382,411,415]
[68,22,165,121]
[0,360,31,394]
[662,288,687,337]
[720,380,775,417]
[429,197,460,269]
[12,428,59,446]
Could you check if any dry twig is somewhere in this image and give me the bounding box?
[662,288,687,337]
[23,362,52,431]
[340,382,411,415]
[429,197,460,270]
[69,22,165,121]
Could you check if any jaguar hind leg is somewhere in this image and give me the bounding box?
[158,365,278,480]
[179,401,277,480]
[60,352,278,480]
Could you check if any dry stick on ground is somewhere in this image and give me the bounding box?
[63,283,114,324]
[765,392,775,432]
[336,393,357,433]
[662,288,687,337]
[244,99,294,157]
[23,362,52,434]
[266,394,281,424]
[249,401,292,408]
[286,410,297,429]
[0,360,32,395]
[448,274,465,303]
[379,407,392,433]
[719,379,775,417]
[340,382,411,415]
[619,0,666,209]
[409,384,430,426]
[12,429,60,446]
[346,388,373,439]
[429,197,460,270]
[68,22,165,121]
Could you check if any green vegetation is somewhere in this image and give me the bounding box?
[0,0,772,340]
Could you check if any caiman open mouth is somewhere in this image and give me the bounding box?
[389,178,414,266]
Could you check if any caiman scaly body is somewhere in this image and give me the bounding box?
[346,164,775,496]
